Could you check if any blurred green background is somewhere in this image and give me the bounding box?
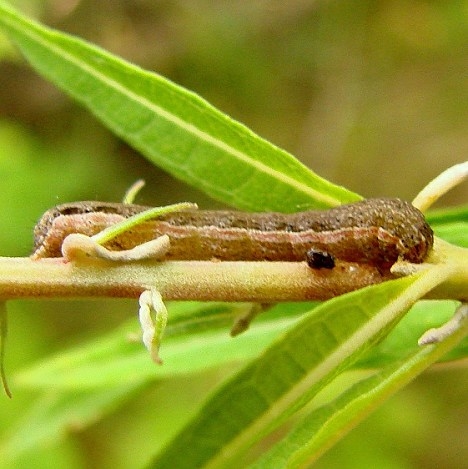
[0,1,467,468]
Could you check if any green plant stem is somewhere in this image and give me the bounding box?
[423,238,468,301]
[0,257,391,301]
[0,255,465,302]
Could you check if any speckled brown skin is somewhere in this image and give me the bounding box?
[32,198,433,268]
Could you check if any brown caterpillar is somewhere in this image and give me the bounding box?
[32,198,433,269]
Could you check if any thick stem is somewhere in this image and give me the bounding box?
[0,255,465,302]
[0,257,393,302]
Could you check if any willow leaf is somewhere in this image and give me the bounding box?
[0,2,359,211]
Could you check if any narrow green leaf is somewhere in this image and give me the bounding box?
[356,300,463,367]
[250,309,468,469]
[426,205,468,246]
[148,270,447,469]
[433,222,468,247]
[0,302,11,398]
[15,299,468,392]
[427,204,468,224]
[0,2,359,211]
[14,303,311,390]
[0,383,142,464]
[426,205,468,247]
